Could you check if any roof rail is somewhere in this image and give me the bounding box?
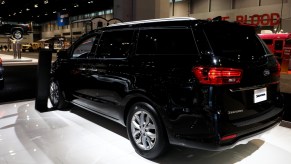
[108,17,196,27]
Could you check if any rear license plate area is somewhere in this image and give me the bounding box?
[254,88,267,103]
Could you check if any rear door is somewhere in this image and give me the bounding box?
[133,27,199,107]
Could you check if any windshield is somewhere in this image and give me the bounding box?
[203,22,270,61]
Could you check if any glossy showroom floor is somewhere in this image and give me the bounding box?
[0,100,291,164]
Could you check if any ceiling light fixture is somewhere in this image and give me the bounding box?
[88,1,93,4]
[62,8,66,11]
[44,0,48,4]
[1,1,5,5]
[74,3,79,7]
[53,11,57,13]
[26,8,30,11]
[34,4,38,8]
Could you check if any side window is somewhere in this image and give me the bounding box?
[136,28,197,55]
[72,34,100,58]
[97,30,134,58]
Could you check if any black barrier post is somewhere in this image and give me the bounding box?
[35,49,52,112]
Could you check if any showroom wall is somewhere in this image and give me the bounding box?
[41,11,113,40]
[170,0,291,33]
[40,0,291,41]
[114,0,169,21]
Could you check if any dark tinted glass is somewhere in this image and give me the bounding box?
[97,30,134,58]
[136,28,197,55]
[72,35,98,58]
[274,40,283,50]
[262,39,273,45]
[204,23,269,60]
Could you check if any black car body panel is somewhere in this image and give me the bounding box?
[0,58,3,88]
[50,18,284,155]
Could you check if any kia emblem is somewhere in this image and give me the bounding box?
[263,69,270,76]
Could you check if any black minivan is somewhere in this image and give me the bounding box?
[0,57,3,88]
[49,17,284,159]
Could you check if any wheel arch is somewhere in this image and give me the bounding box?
[123,94,168,132]
[49,76,70,109]
[11,28,24,40]
[124,94,170,159]
[11,27,24,33]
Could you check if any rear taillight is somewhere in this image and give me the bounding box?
[220,134,237,141]
[192,67,243,85]
[0,58,2,64]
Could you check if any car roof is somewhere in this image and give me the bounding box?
[105,17,203,29]
[83,17,244,38]
[109,17,195,26]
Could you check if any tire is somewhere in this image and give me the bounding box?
[126,102,169,159]
[49,78,68,109]
[12,29,23,40]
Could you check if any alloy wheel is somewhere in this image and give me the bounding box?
[131,110,156,150]
[13,30,23,40]
[50,81,59,106]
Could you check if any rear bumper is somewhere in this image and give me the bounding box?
[166,106,283,151]
[169,119,280,151]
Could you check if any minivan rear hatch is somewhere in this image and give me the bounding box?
[201,21,282,122]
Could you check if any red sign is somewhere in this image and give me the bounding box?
[208,13,280,26]
[236,13,280,26]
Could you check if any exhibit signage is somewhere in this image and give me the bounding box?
[209,13,280,26]
[236,13,280,26]
[57,12,69,26]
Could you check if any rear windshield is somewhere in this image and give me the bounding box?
[203,22,270,60]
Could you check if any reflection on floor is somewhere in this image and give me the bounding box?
[0,100,291,164]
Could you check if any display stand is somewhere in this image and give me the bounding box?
[10,37,23,59]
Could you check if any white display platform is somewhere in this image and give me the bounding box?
[0,54,38,66]
[0,100,290,164]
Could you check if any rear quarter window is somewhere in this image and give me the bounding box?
[203,23,269,60]
[136,28,197,55]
